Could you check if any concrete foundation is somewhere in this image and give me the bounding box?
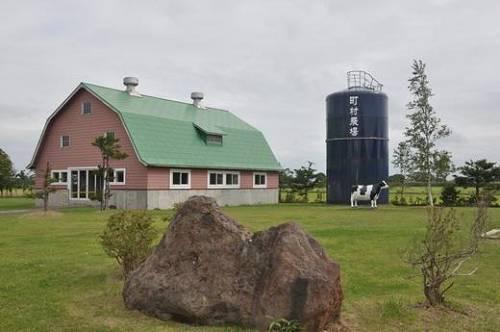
[147,189,279,209]
[36,188,279,209]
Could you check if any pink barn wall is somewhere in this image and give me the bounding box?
[33,89,148,189]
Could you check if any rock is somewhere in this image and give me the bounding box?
[123,196,343,331]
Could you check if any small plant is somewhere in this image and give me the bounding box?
[440,183,460,206]
[35,161,56,212]
[315,190,324,203]
[284,191,296,203]
[268,318,301,332]
[99,210,158,278]
[379,298,407,320]
[405,203,488,306]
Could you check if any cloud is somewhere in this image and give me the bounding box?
[1,0,499,173]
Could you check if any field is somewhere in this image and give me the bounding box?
[280,185,500,204]
[1,202,499,331]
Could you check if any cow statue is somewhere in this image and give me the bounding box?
[350,181,389,208]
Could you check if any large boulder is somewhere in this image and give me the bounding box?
[123,196,343,331]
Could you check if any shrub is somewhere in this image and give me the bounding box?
[405,205,488,306]
[284,191,296,203]
[99,210,158,278]
[268,318,301,332]
[440,183,460,206]
[315,190,324,203]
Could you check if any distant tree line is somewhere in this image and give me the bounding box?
[0,148,34,197]
[279,161,326,203]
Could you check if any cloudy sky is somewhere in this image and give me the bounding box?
[1,0,499,173]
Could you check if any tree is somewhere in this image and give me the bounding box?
[434,151,454,183]
[15,170,34,193]
[92,135,128,210]
[392,141,413,198]
[290,161,321,202]
[404,60,452,206]
[405,204,488,306]
[440,182,460,206]
[316,172,326,188]
[0,148,15,196]
[279,168,294,188]
[454,159,500,201]
[36,162,56,212]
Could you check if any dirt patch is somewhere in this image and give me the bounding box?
[20,210,64,219]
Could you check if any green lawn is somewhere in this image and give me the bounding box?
[280,185,500,204]
[1,204,499,331]
[0,197,35,210]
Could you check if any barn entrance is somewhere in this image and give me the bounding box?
[69,168,103,200]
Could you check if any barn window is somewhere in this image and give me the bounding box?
[206,134,222,145]
[253,172,267,188]
[111,168,126,185]
[82,102,92,115]
[170,169,191,189]
[60,135,70,147]
[209,172,224,186]
[208,171,240,188]
[51,170,68,184]
[226,173,239,186]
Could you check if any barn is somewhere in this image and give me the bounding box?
[28,77,281,209]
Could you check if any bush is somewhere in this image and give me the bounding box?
[440,183,460,206]
[284,191,296,203]
[99,210,158,278]
[315,190,324,203]
[268,318,301,332]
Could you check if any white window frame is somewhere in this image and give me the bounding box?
[51,170,69,185]
[110,168,126,185]
[253,172,267,188]
[60,135,70,148]
[81,102,92,115]
[67,166,98,201]
[170,169,191,189]
[225,172,240,188]
[207,170,240,189]
[207,170,225,188]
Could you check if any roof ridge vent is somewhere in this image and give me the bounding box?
[191,91,205,108]
[123,77,141,96]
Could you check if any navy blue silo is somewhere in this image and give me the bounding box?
[326,71,389,204]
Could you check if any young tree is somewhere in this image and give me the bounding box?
[404,60,452,206]
[92,135,128,210]
[290,161,321,202]
[434,151,454,183]
[392,141,413,198]
[405,203,488,306]
[36,162,56,212]
[0,148,15,196]
[454,159,500,201]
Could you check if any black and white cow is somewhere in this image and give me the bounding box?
[350,181,389,208]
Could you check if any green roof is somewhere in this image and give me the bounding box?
[82,83,281,171]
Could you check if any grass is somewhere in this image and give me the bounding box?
[280,185,500,204]
[0,203,499,331]
[0,197,35,210]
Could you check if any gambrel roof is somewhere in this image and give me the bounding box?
[28,82,281,171]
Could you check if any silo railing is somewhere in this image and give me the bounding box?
[347,71,383,92]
